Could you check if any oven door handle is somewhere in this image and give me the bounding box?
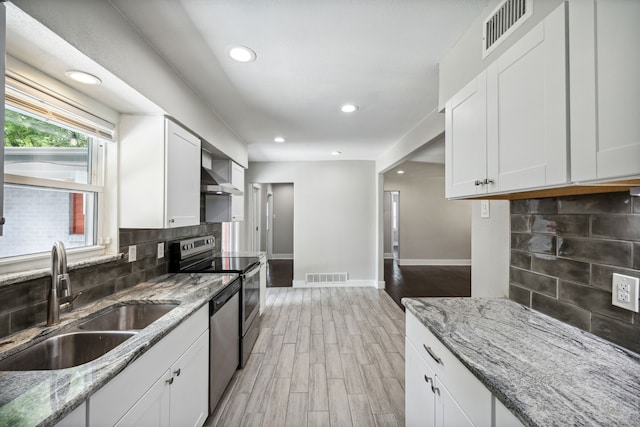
[243,264,260,280]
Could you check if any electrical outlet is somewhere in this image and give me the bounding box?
[612,273,639,312]
[157,242,165,259]
[128,245,137,263]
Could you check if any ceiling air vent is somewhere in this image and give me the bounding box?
[482,0,533,58]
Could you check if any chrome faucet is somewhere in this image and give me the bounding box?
[47,241,80,326]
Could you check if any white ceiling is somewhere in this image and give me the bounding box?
[109,0,486,162]
[6,0,487,163]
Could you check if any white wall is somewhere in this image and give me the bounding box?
[384,163,471,264]
[245,161,377,286]
[12,0,248,166]
[272,183,294,258]
[439,0,564,110]
[471,200,510,297]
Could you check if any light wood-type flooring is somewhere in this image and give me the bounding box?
[206,286,406,427]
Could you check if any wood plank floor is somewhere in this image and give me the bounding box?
[206,287,406,427]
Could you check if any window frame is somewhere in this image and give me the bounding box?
[1,77,116,274]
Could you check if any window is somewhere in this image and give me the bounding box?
[1,78,114,264]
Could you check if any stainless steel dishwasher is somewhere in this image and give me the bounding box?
[209,278,241,413]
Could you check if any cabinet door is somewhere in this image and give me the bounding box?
[56,402,86,427]
[166,120,201,227]
[445,71,490,198]
[435,380,474,427]
[405,338,436,427]
[231,162,244,221]
[569,0,640,181]
[169,331,209,427]
[115,371,171,427]
[487,4,568,192]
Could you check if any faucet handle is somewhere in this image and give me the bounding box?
[58,273,71,297]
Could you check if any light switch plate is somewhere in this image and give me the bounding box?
[612,273,639,312]
[128,245,137,263]
[157,242,165,259]
[480,200,490,218]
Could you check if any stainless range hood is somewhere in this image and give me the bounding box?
[201,166,242,196]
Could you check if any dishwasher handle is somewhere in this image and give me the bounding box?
[210,279,241,316]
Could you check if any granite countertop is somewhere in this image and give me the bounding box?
[0,272,238,427]
[402,297,640,427]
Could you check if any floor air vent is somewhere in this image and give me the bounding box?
[483,0,532,57]
[305,273,348,285]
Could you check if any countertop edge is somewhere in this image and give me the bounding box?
[0,272,238,426]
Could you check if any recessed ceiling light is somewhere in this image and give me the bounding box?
[229,46,257,63]
[341,104,358,113]
[331,151,342,156]
[65,70,102,85]
[274,137,285,143]
[397,170,405,174]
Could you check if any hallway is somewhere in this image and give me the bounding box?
[208,287,406,427]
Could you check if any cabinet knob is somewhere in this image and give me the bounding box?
[170,219,175,223]
[174,368,181,377]
[166,377,174,385]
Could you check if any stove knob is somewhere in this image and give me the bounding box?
[182,244,188,250]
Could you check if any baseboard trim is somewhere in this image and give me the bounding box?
[398,259,472,266]
[384,252,394,259]
[271,253,294,260]
[292,279,378,288]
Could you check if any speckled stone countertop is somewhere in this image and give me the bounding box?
[402,297,640,427]
[0,272,238,426]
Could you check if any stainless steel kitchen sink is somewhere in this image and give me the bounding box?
[77,302,179,331]
[0,302,179,371]
[0,331,136,371]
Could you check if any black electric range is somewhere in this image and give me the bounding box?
[169,236,261,368]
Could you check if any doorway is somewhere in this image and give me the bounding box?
[384,191,400,260]
[254,183,294,287]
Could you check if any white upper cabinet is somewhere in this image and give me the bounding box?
[446,4,568,198]
[445,70,492,198]
[486,3,568,193]
[120,116,201,229]
[569,0,640,182]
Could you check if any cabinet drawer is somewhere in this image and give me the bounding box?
[406,310,492,426]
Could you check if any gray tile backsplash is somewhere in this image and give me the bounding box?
[0,223,221,339]
[510,192,640,353]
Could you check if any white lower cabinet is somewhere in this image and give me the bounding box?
[89,306,208,427]
[116,332,208,427]
[56,402,86,427]
[405,310,522,427]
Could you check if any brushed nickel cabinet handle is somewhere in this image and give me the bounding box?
[166,377,174,385]
[424,374,433,385]
[431,384,440,395]
[423,344,442,365]
[174,368,181,376]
